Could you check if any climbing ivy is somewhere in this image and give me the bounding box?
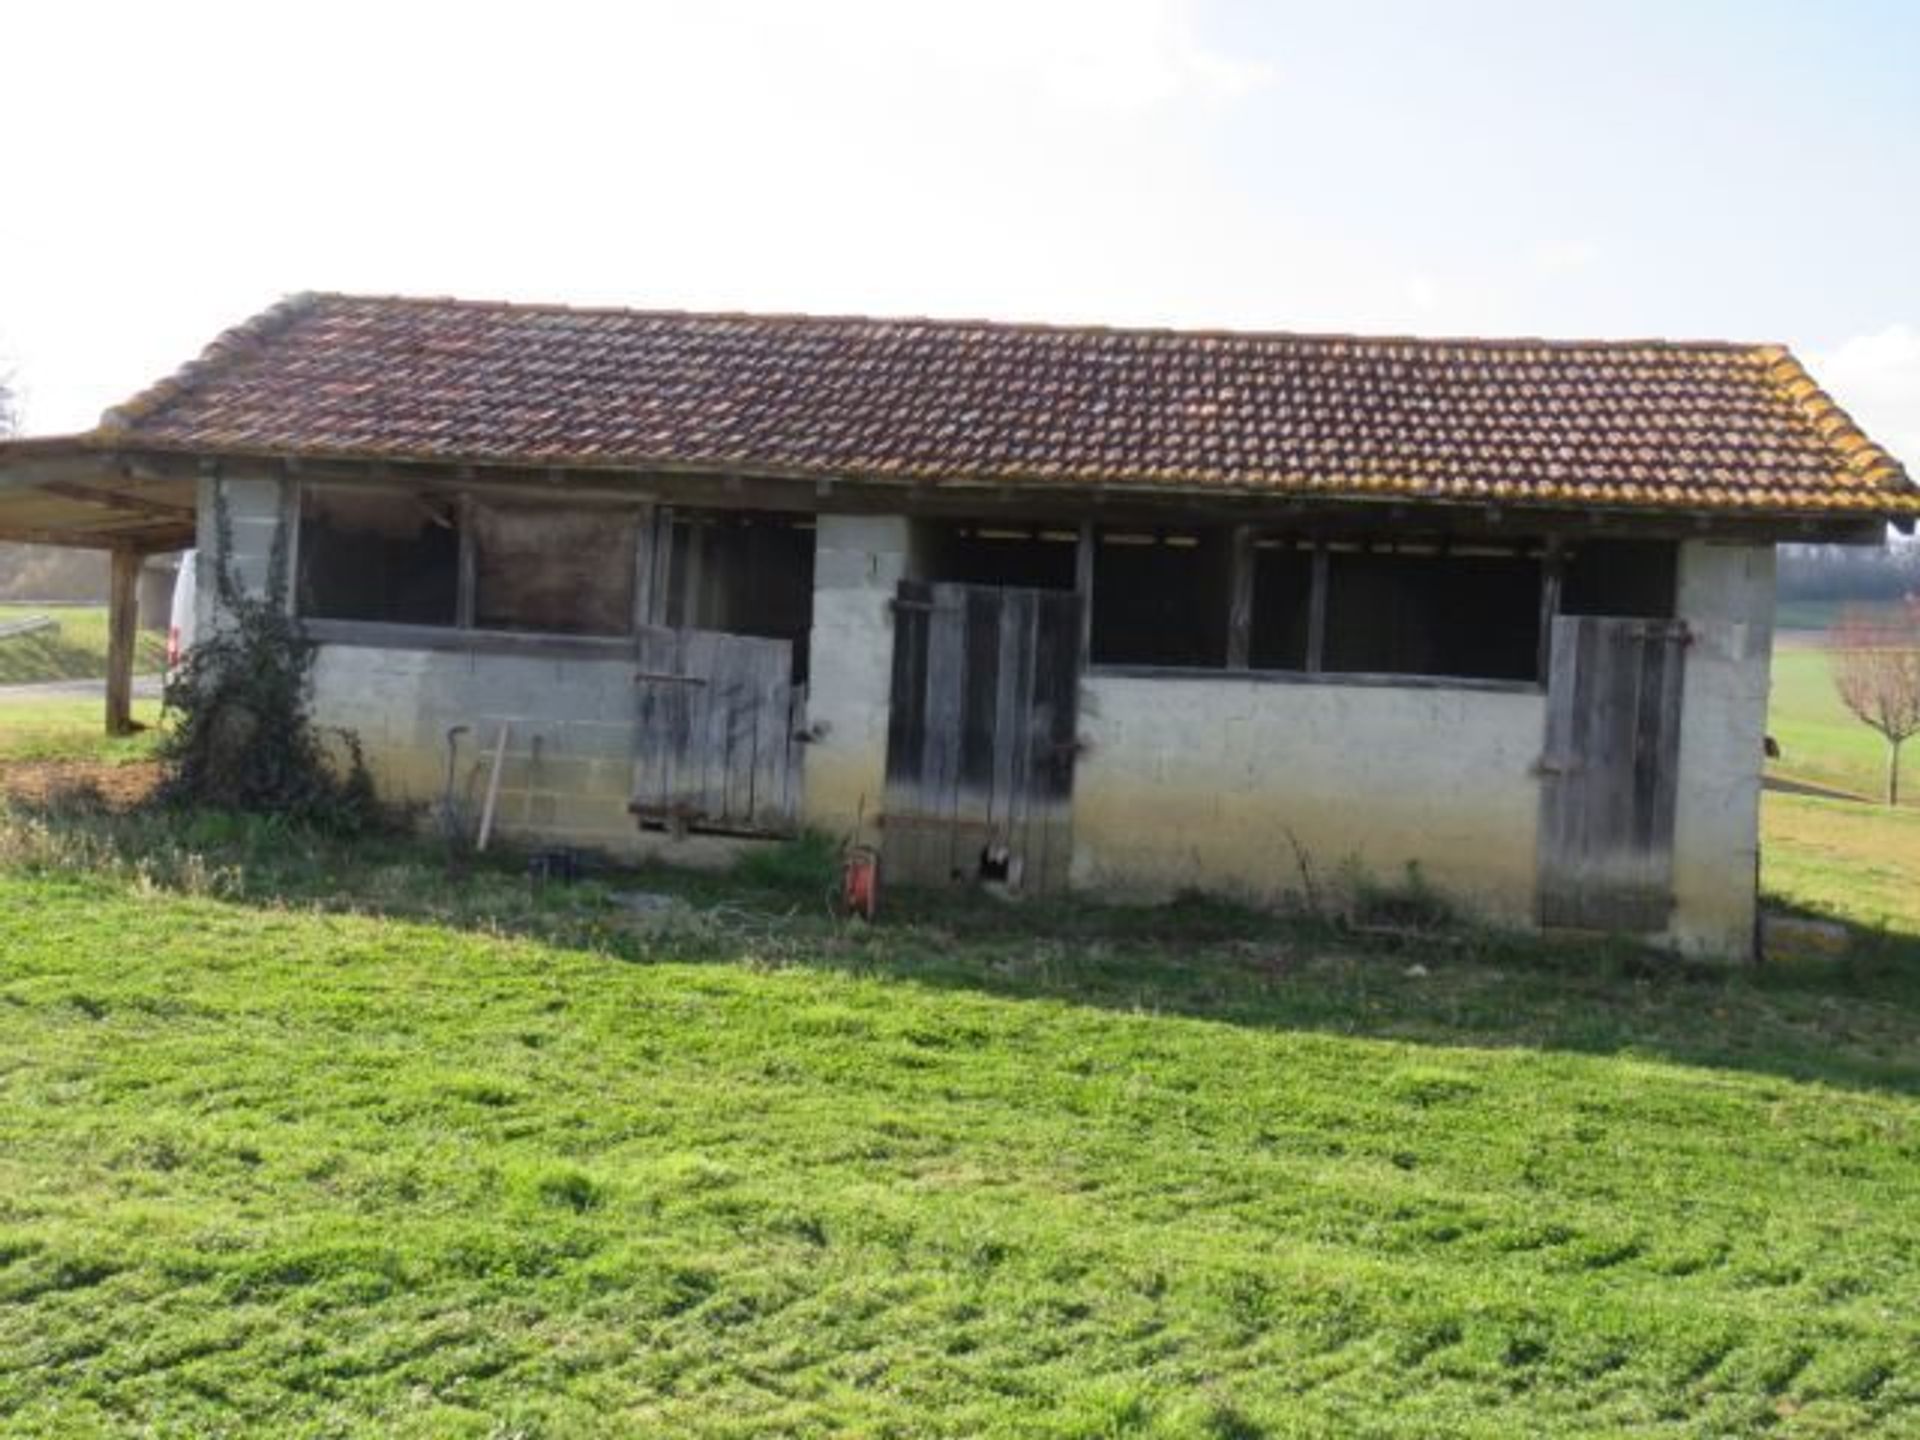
[155,485,381,833]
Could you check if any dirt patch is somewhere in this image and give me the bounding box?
[0,760,162,810]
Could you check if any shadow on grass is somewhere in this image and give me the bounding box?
[5,794,1920,1099]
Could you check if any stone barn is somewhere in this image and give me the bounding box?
[2,292,1914,956]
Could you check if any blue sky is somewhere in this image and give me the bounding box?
[4,0,1916,461]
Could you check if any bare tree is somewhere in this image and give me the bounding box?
[0,368,14,437]
[1830,600,1920,804]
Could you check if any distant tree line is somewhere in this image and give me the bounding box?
[1777,538,1920,605]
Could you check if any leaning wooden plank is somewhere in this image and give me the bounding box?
[476,723,511,852]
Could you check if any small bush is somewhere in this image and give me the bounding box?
[155,488,381,834]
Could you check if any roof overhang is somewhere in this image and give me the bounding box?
[0,436,197,552]
[18,437,1890,548]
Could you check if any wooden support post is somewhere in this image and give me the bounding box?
[1537,537,1565,685]
[1075,520,1095,668]
[1226,524,1254,669]
[455,492,477,629]
[1305,544,1329,673]
[105,548,140,736]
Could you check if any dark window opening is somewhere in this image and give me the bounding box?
[473,502,639,636]
[297,486,459,625]
[1090,528,1231,668]
[662,512,816,679]
[1249,541,1314,670]
[923,524,1079,590]
[1560,539,1677,619]
[1323,547,1542,681]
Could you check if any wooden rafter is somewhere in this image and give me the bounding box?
[37,480,195,522]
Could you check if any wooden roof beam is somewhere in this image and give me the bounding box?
[37,480,196,522]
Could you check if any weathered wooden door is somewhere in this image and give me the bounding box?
[630,625,804,836]
[883,581,1081,892]
[1537,615,1689,931]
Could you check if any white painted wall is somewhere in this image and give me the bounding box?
[1073,676,1547,922]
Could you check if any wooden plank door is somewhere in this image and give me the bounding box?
[1537,615,1688,931]
[631,624,803,836]
[883,581,1081,893]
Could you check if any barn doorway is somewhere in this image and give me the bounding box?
[881,581,1082,893]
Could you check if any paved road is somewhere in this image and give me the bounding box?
[0,675,165,703]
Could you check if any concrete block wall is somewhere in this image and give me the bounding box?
[197,472,1777,953]
[306,645,661,857]
[1667,540,1775,957]
[198,472,669,859]
[1073,678,1547,923]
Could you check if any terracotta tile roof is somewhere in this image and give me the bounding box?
[90,291,1918,518]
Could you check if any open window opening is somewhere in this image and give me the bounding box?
[922,523,1080,590]
[472,501,639,636]
[1089,527,1231,668]
[297,486,460,625]
[660,510,816,680]
[1559,539,1678,619]
[1322,544,1542,681]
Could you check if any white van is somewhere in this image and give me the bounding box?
[166,550,197,671]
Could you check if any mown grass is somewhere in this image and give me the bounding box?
[1763,790,1920,934]
[0,605,165,686]
[0,803,1917,1437]
[0,697,165,765]
[1766,639,1905,805]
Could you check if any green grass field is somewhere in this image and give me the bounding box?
[0,637,1916,1435]
[0,606,166,686]
[0,807,1911,1436]
[1764,640,1897,804]
[0,697,165,766]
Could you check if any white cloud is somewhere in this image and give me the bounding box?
[1812,325,1920,473]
